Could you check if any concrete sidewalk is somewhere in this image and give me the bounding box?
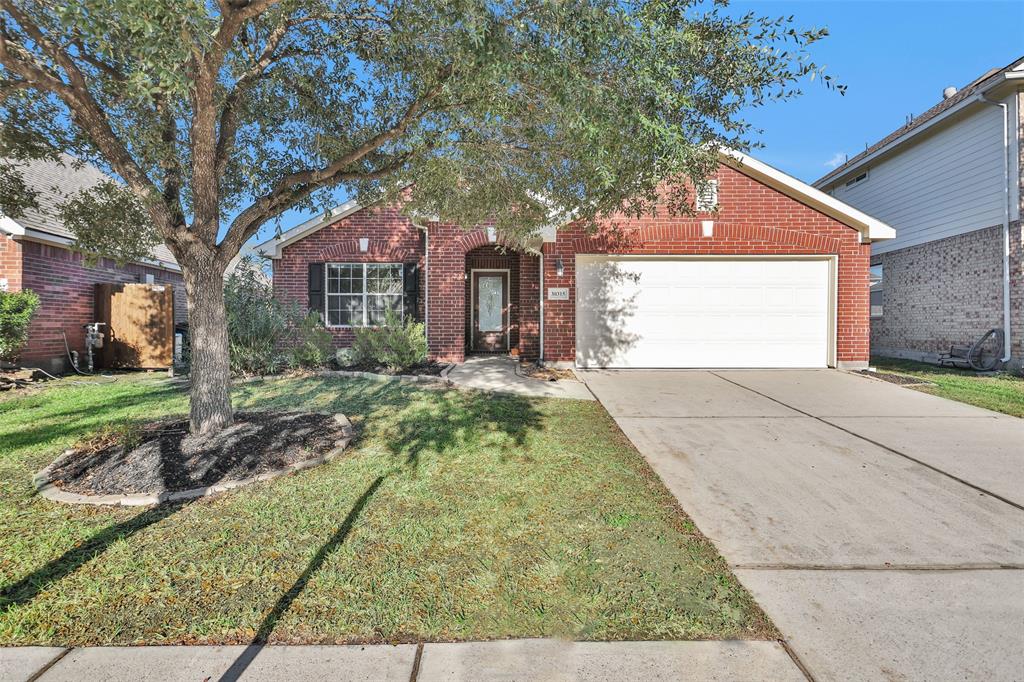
[583,369,1024,682]
[2,639,802,681]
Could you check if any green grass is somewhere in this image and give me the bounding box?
[0,374,773,646]
[870,357,1024,417]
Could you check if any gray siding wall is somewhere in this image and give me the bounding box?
[832,101,1010,256]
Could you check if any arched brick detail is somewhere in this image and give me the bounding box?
[454,228,520,254]
[317,239,418,262]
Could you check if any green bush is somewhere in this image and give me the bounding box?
[289,311,334,369]
[224,258,295,375]
[0,289,40,363]
[351,310,427,373]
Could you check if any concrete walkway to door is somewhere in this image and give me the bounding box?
[583,369,1024,682]
[447,355,595,400]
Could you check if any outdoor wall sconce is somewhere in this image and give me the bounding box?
[555,257,565,277]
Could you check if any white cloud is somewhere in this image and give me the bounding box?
[824,152,846,169]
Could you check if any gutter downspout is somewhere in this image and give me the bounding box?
[539,251,545,364]
[979,94,1013,364]
[411,220,430,347]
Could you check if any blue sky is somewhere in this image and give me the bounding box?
[731,0,1023,183]
[252,0,1024,246]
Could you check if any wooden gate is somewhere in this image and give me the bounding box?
[94,283,175,369]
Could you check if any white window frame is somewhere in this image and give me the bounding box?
[325,262,404,328]
[695,179,719,211]
[869,262,884,318]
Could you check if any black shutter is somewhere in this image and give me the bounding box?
[403,262,419,321]
[308,262,325,320]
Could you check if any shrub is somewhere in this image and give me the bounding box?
[351,310,427,373]
[224,258,295,375]
[289,311,334,368]
[0,289,40,363]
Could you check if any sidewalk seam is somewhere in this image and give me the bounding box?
[779,639,816,682]
[26,647,71,682]
[408,642,424,682]
[708,372,1024,513]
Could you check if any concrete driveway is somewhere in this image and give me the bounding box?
[584,369,1024,681]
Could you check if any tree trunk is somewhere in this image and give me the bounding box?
[183,263,233,435]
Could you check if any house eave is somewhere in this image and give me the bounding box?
[814,72,1023,189]
[2,221,181,272]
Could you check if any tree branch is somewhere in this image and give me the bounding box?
[1,1,177,239]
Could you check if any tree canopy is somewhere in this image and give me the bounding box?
[1,0,839,260]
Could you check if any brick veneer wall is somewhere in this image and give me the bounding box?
[871,222,1023,370]
[17,240,185,370]
[540,164,871,365]
[0,234,22,292]
[279,163,873,367]
[273,205,425,348]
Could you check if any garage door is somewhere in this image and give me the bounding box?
[575,256,832,368]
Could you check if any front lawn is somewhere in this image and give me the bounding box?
[870,357,1024,418]
[0,374,772,645]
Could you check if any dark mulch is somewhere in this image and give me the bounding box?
[335,360,447,376]
[45,411,349,496]
[858,370,933,386]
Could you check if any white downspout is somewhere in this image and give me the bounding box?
[979,94,1013,363]
[539,252,545,364]
[411,221,430,345]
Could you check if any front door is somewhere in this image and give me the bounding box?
[472,270,509,351]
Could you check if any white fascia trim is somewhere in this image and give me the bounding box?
[720,148,896,242]
[10,226,181,272]
[253,198,366,259]
[814,76,1022,190]
[0,215,26,235]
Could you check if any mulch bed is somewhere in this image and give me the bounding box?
[857,370,933,386]
[0,369,53,392]
[334,360,448,376]
[519,362,578,382]
[44,411,350,496]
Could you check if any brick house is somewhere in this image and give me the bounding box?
[815,56,1023,371]
[0,154,186,373]
[259,149,894,370]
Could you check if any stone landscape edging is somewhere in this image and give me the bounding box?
[32,413,354,507]
[318,366,455,384]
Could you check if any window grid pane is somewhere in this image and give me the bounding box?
[325,263,403,327]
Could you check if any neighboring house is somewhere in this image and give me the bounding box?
[258,148,894,370]
[0,154,186,373]
[815,56,1024,370]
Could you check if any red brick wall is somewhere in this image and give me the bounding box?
[18,240,186,367]
[273,205,425,347]
[279,162,871,367]
[0,234,22,292]
[539,164,870,364]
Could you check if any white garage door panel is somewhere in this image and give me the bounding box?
[576,257,831,368]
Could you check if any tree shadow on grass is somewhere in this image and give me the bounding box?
[217,475,385,682]
[0,501,187,614]
[232,377,546,470]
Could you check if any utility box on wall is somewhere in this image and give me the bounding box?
[94,283,175,369]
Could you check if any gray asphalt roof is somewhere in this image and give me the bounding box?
[4,152,178,268]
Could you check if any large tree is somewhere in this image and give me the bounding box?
[0,0,838,434]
